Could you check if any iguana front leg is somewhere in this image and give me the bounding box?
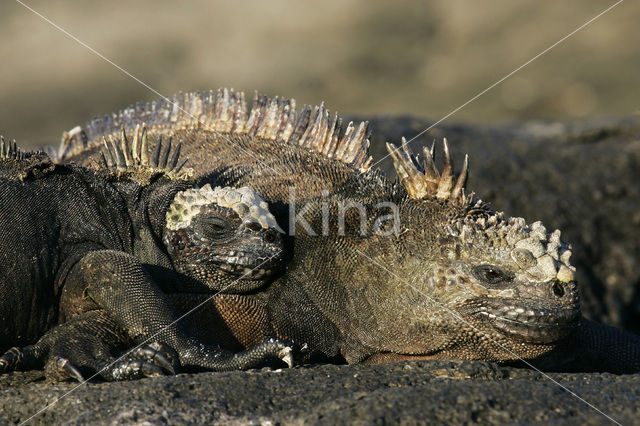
[0,310,177,381]
[75,249,292,372]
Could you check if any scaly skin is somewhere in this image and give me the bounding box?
[58,89,640,373]
[0,133,291,382]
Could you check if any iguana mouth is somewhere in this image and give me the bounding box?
[214,251,281,278]
[480,312,580,344]
[462,298,581,344]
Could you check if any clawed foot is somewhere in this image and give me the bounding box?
[179,337,295,372]
[44,357,85,382]
[41,342,178,382]
[248,338,296,369]
[104,342,179,381]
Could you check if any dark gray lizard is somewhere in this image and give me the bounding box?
[56,88,640,373]
[0,129,292,382]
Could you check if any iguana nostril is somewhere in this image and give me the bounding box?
[264,232,277,244]
[552,281,565,297]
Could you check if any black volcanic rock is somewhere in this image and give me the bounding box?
[1,361,637,424]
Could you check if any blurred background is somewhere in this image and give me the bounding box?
[0,0,638,148]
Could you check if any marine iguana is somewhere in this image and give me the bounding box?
[58,89,640,373]
[0,130,293,382]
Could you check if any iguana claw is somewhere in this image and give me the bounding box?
[126,343,178,375]
[107,359,164,380]
[61,359,85,382]
[46,357,85,383]
[102,343,179,380]
[279,346,293,368]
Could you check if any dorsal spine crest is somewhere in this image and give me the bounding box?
[100,125,191,182]
[60,88,373,172]
[0,137,29,160]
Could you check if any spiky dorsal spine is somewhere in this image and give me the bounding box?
[60,88,373,172]
[386,138,469,204]
[0,137,57,181]
[0,137,29,161]
[100,124,190,182]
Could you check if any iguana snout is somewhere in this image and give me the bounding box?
[459,292,581,344]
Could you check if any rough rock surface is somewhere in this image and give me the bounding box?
[2,361,638,424]
[2,116,639,424]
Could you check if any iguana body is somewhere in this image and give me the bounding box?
[56,89,640,373]
[0,132,292,381]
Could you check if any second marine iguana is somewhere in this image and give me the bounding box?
[0,130,292,382]
[58,89,640,373]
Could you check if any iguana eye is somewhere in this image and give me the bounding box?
[197,216,231,239]
[472,265,513,286]
[209,223,225,232]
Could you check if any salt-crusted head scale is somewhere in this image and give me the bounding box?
[450,209,576,284]
[388,138,575,284]
[166,184,282,232]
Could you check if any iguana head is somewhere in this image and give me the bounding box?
[97,124,285,293]
[163,184,284,292]
[335,140,581,363]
